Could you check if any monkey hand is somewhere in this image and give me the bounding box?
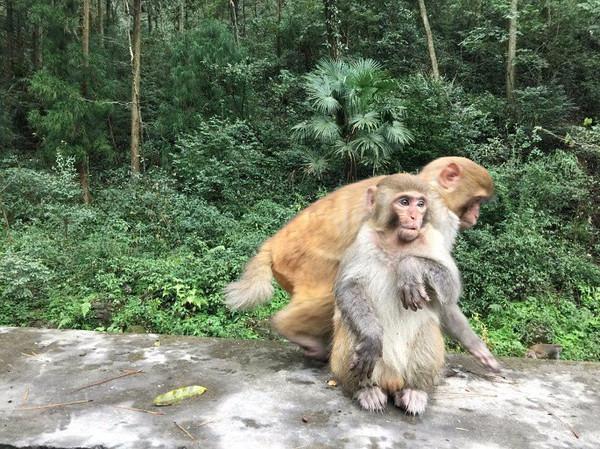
[399,281,430,311]
[349,337,383,381]
[470,344,501,372]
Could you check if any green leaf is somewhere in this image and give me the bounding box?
[350,111,380,133]
[153,385,207,406]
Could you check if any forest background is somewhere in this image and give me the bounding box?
[1,0,599,360]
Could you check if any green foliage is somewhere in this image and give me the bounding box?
[293,58,412,178]
[28,70,112,164]
[397,75,497,168]
[0,154,299,337]
[454,140,600,360]
[153,20,264,143]
[1,0,599,361]
[513,85,575,128]
[486,293,600,361]
[170,118,300,213]
[343,2,424,75]
[0,153,80,224]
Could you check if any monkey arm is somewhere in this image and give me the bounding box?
[440,304,500,372]
[335,278,383,381]
[396,256,461,311]
[395,257,431,311]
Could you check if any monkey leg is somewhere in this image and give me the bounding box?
[393,389,429,416]
[272,289,335,361]
[330,317,359,392]
[393,320,445,416]
[355,386,387,412]
[331,322,389,412]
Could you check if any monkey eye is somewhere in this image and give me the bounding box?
[397,197,410,206]
[417,199,426,208]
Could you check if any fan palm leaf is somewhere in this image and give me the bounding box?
[381,121,413,145]
[293,57,413,178]
[350,111,381,133]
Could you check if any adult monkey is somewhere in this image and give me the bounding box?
[331,173,491,414]
[226,157,493,363]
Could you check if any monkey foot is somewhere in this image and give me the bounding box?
[302,346,329,362]
[356,386,387,412]
[287,334,329,362]
[393,388,428,415]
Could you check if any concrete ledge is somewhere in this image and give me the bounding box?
[1,327,598,449]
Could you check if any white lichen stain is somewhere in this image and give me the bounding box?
[15,407,163,449]
[437,370,600,449]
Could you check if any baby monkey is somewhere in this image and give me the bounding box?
[525,343,562,360]
[331,174,498,415]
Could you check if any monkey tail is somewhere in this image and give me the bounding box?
[224,242,274,310]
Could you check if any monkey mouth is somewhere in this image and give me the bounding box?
[398,227,420,237]
[459,219,476,230]
[398,228,420,242]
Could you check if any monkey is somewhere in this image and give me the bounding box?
[525,343,562,360]
[330,174,496,414]
[225,157,495,364]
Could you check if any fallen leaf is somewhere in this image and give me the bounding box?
[153,385,207,406]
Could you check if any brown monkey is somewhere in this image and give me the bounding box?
[525,343,562,360]
[330,174,496,414]
[225,157,493,361]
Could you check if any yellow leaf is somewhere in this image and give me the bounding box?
[153,385,207,406]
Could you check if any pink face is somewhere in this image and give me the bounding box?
[392,191,427,242]
[459,198,483,230]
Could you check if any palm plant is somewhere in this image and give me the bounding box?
[293,58,412,180]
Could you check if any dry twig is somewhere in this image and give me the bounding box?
[18,399,92,411]
[174,421,196,441]
[114,405,164,416]
[527,398,580,439]
[72,369,143,392]
[21,386,29,404]
[197,418,219,427]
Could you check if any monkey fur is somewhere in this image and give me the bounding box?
[225,157,495,362]
[330,174,466,414]
[525,343,562,360]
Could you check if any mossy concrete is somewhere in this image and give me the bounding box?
[1,327,598,449]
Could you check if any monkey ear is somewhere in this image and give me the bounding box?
[366,186,377,211]
[438,162,462,189]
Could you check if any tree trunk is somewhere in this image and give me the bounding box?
[77,159,93,204]
[506,0,518,103]
[105,0,111,25]
[15,4,24,73]
[241,0,246,36]
[179,0,185,32]
[80,0,92,204]
[323,0,341,59]
[417,0,440,80]
[229,0,240,44]
[97,0,104,46]
[82,0,90,97]
[276,0,283,58]
[130,0,142,176]
[147,1,153,34]
[32,24,43,69]
[5,0,15,79]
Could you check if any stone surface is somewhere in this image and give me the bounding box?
[0,326,598,449]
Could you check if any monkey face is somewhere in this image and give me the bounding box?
[391,191,427,242]
[458,197,483,230]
